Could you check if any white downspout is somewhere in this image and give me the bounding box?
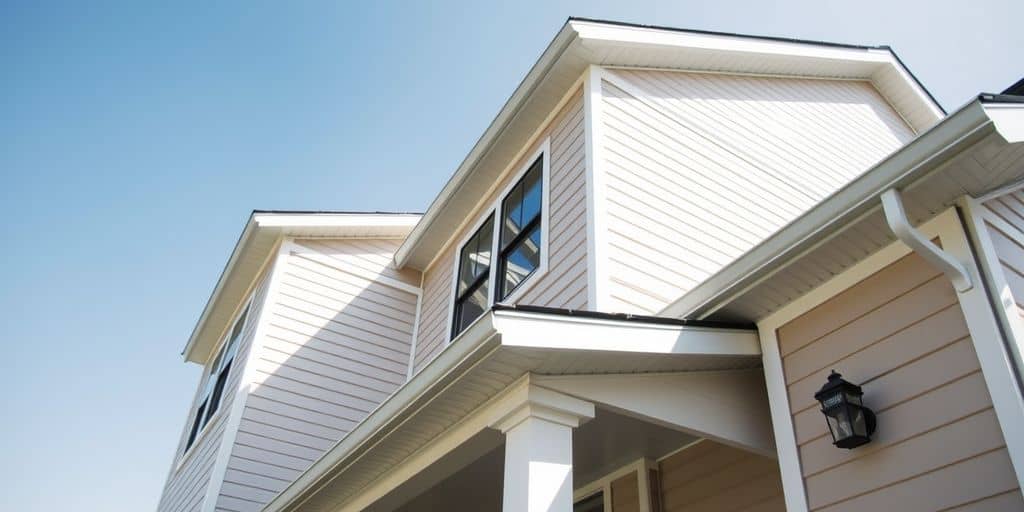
[881,188,973,292]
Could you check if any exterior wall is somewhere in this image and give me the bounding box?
[658,440,785,512]
[775,249,1024,511]
[413,87,588,374]
[599,68,917,314]
[610,470,641,512]
[215,238,419,511]
[158,265,276,512]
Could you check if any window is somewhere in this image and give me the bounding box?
[184,303,250,453]
[452,216,494,337]
[497,156,543,300]
[449,149,547,341]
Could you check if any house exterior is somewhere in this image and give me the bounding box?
[156,18,1024,512]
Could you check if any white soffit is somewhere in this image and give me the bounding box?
[394,18,944,270]
[182,212,421,364]
[263,307,760,512]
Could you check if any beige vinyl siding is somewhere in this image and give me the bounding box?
[601,69,916,314]
[158,266,276,512]
[658,440,785,512]
[412,87,588,374]
[776,250,1024,511]
[215,238,419,512]
[610,471,640,512]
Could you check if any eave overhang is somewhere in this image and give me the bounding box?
[661,100,1024,323]
[262,306,758,512]
[181,212,421,364]
[394,17,945,271]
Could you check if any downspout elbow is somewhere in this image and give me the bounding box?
[881,188,973,292]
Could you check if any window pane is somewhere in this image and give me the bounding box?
[458,217,493,295]
[455,280,489,335]
[185,400,208,451]
[502,183,524,244]
[521,162,542,224]
[502,225,541,297]
[205,362,232,422]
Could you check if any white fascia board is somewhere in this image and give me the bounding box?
[252,213,421,229]
[392,22,580,269]
[492,309,760,357]
[182,215,264,362]
[570,19,891,65]
[659,99,996,321]
[986,103,1024,143]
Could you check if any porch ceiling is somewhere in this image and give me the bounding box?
[263,308,760,512]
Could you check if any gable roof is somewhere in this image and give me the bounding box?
[393,17,946,270]
[181,211,421,364]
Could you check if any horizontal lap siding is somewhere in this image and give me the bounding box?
[776,250,1024,511]
[611,471,640,512]
[216,238,419,512]
[601,69,915,314]
[658,440,785,512]
[412,88,587,374]
[158,267,275,512]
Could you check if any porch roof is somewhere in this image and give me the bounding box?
[261,306,760,512]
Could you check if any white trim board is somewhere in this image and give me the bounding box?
[200,238,293,512]
[583,64,609,311]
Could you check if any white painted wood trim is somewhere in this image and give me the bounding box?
[445,138,552,342]
[200,238,293,512]
[572,457,653,511]
[755,326,808,512]
[407,274,424,381]
[584,64,609,311]
[949,198,1024,487]
[958,197,1024,387]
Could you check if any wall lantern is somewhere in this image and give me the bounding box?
[814,371,877,449]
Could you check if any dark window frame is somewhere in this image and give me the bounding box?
[451,215,494,339]
[496,156,544,300]
[183,302,250,455]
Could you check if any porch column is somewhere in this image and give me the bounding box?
[490,383,595,512]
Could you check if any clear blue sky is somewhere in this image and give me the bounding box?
[1,1,1020,510]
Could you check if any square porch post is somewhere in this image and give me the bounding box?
[489,382,595,512]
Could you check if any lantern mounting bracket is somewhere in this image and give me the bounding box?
[881,188,972,292]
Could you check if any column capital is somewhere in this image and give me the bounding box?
[487,377,595,434]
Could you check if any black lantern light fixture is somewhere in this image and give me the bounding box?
[814,371,877,449]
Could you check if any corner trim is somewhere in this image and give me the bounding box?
[200,238,293,512]
[584,64,609,311]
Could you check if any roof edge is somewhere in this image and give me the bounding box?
[659,98,996,321]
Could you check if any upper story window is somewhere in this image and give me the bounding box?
[453,216,493,337]
[498,157,543,299]
[451,146,547,339]
[183,303,250,453]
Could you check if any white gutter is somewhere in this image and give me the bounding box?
[881,188,972,292]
